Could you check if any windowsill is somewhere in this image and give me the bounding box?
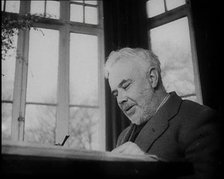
[2,140,194,177]
[2,140,156,162]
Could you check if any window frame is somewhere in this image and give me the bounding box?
[147,0,203,104]
[2,0,105,151]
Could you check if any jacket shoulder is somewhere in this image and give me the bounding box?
[180,99,216,119]
[178,99,219,147]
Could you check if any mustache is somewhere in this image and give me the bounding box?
[120,103,135,112]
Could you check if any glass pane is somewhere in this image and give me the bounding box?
[166,0,186,11]
[70,33,98,106]
[5,0,20,13]
[27,28,59,104]
[46,0,60,19]
[68,107,100,150]
[31,0,44,15]
[2,103,12,140]
[85,0,97,5]
[2,35,17,101]
[70,4,83,22]
[146,0,165,18]
[25,104,56,145]
[85,6,98,25]
[150,17,196,99]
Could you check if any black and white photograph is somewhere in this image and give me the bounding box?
[1,0,223,178]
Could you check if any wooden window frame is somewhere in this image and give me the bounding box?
[147,0,203,104]
[3,0,105,151]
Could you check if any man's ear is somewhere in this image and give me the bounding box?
[146,67,159,88]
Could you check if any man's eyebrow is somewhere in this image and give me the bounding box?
[111,79,131,95]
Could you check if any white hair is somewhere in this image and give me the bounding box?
[104,47,161,79]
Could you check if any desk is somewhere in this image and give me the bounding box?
[1,141,193,178]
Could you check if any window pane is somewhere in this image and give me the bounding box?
[150,17,196,99]
[85,6,98,25]
[25,105,56,145]
[27,28,59,104]
[166,0,186,11]
[85,0,97,5]
[2,35,17,101]
[147,0,165,18]
[46,0,60,19]
[70,33,98,106]
[31,0,45,15]
[68,107,100,150]
[5,0,20,13]
[2,103,12,140]
[70,4,83,22]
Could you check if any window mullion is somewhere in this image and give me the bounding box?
[83,3,85,23]
[53,0,70,146]
[3,0,6,12]
[60,0,70,21]
[44,0,47,17]
[11,0,30,142]
[164,0,167,12]
[18,30,30,142]
[147,5,188,29]
[187,10,203,104]
[98,33,106,150]
[11,32,24,141]
[98,1,103,28]
[56,25,70,145]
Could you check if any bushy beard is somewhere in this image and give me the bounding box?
[134,86,155,125]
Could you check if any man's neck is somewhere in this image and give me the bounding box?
[153,88,169,113]
[156,93,170,113]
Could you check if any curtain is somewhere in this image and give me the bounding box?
[103,0,148,151]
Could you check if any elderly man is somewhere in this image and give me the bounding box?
[104,47,221,179]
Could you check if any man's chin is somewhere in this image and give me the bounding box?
[129,116,141,125]
[125,111,141,124]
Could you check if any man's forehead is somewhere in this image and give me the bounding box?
[109,60,133,77]
[110,58,137,73]
[108,59,140,88]
[109,63,132,87]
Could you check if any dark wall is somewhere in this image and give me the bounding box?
[190,0,224,116]
[103,0,149,150]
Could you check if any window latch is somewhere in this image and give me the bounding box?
[55,135,70,146]
[18,116,25,122]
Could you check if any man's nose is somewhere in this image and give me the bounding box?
[117,91,128,105]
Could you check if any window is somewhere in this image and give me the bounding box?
[2,34,18,140]
[69,33,100,149]
[1,0,20,13]
[147,0,186,17]
[1,0,105,151]
[30,0,60,19]
[25,28,59,145]
[70,0,98,24]
[146,0,202,103]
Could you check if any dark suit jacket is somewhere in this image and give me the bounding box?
[116,92,222,179]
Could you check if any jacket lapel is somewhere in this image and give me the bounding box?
[135,92,182,153]
[119,123,136,145]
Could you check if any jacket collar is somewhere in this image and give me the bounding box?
[135,91,182,153]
